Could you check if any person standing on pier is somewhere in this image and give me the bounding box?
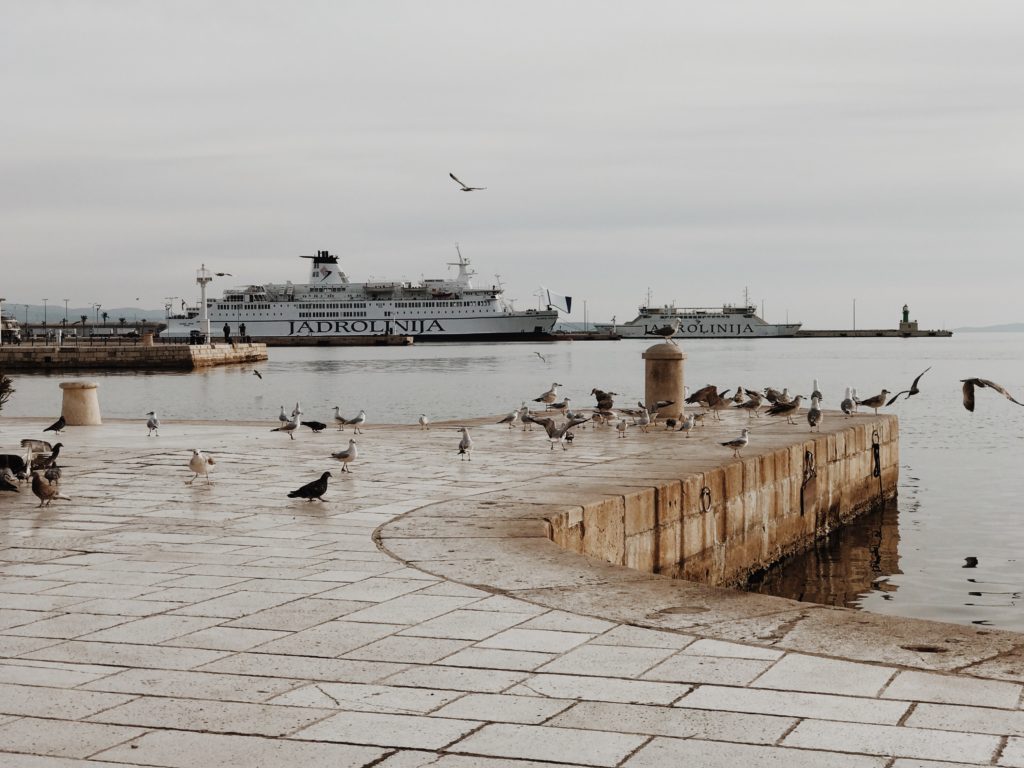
[223,323,231,343]
[238,322,246,342]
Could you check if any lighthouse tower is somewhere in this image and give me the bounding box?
[899,304,919,336]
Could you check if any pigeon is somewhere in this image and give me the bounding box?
[288,471,332,501]
[855,390,891,415]
[961,378,1024,412]
[807,396,822,432]
[146,411,160,437]
[330,439,358,472]
[887,367,931,406]
[458,427,473,460]
[301,421,327,433]
[31,471,70,507]
[253,369,263,380]
[271,417,299,439]
[0,468,19,492]
[186,449,215,484]
[43,415,66,434]
[418,414,430,430]
[449,172,486,191]
[721,428,750,458]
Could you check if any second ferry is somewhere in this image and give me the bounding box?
[595,296,801,339]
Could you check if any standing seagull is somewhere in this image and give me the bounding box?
[533,383,562,405]
[343,410,367,434]
[961,378,1024,412]
[288,472,332,502]
[186,449,215,484]
[841,387,855,417]
[418,414,430,430]
[677,413,696,437]
[272,416,299,440]
[807,397,823,432]
[855,390,891,415]
[497,409,520,429]
[721,428,751,458]
[766,395,804,425]
[330,439,358,472]
[146,411,160,437]
[811,379,824,402]
[332,406,346,430]
[457,427,473,460]
[43,415,66,434]
[887,367,932,405]
[278,406,289,424]
[449,172,486,192]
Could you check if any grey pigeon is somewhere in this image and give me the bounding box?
[288,471,332,501]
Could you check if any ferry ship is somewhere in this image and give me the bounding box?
[163,248,561,342]
[595,301,801,339]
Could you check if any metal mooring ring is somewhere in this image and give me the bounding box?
[699,486,712,514]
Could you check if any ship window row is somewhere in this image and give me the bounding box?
[394,301,490,308]
[298,311,366,318]
[218,304,272,310]
[299,302,367,309]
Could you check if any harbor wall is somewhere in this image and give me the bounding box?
[546,416,899,587]
[0,343,267,371]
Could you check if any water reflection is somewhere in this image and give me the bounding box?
[747,499,902,608]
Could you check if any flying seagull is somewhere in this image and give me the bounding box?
[330,439,358,472]
[887,367,932,405]
[721,428,751,458]
[186,449,215,484]
[534,351,547,363]
[960,378,1024,412]
[43,415,66,434]
[253,370,263,380]
[146,411,160,437]
[449,172,486,191]
[288,471,332,501]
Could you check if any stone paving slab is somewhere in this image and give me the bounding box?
[0,415,1023,766]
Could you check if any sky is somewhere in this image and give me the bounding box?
[2,1,1023,329]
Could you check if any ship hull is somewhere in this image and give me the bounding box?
[598,322,802,339]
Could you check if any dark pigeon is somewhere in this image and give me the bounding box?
[288,471,332,502]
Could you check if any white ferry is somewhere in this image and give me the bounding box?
[0,313,22,344]
[595,302,801,339]
[163,248,561,342]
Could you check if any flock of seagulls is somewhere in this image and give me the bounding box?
[3,359,1022,509]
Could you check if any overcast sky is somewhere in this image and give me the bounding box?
[3,1,1022,328]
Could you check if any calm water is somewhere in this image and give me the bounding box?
[4,334,1024,630]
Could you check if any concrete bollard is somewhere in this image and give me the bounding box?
[59,381,102,425]
[642,342,685,420]
[141,332,154,347]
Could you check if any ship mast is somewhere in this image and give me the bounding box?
[448,243,476,287]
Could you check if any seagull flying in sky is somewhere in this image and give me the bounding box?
[449,172,486,191]
[887,367,931,405]
[961,378,1024,412]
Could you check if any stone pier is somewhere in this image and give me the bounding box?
[0,413,1018,767]
[0,342,267,371]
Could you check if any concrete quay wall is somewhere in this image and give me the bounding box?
[547,416,898,588]
[0,342,267,370]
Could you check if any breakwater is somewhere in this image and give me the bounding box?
[0,342,267,370]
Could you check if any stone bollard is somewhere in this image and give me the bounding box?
[59,381,102,426]
[642,342,685,420]
[141,332,154,347]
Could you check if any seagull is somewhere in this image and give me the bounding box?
[497,409,520,429]
[330,439,358,472]
[617,419,629,438]
[766,395,804,425]
[253,370,263,380]
[534,383,562,405]
[807,396,822,432]
[811,379,823,402]
[651,321,680,345]
[850,388,860,413]
[735,391,763,418]
[272,416,299,439]
[279,406,289,424]
[763,387,783,404]
[534,415,589,450]
[707,393,734,420]
[43,415,66,434]
[591,388,616,411]
[449,172,486,192]
[887,367,932,405]
[332,406,346,430]
[418,414,430,430]
[731,387,745,404]
[960,378,1024,412]
[288,471,332,501]
[534,351,547,363]
[291,402,302,418]
[186,449,215,484]
[686,384,720,407]
[721,428,750,458]
[35,442,62,471]
[0,468,18,493]
[146,411,160,437]
[841,387,855,417]
[635,408,652,433]
[677,413,696,437]
[342,410,367,434]
[547,397,571,413]
[302,420,327,433]
[855,390,891,415]
[458,427,473,460]
[31,471,70,507]
[214,272,233,277]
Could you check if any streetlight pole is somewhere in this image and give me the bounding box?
[42,298,48,326]
[0,296,5,347]
[197,264,213,344]
[64,298,69,325]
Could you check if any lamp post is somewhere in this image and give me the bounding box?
[197,265,213,344]
[93,303,101,326]
[0,296,5,347]
[42,298,48,326]
[64,298,69,325]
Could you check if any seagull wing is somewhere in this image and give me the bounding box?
[886,391,909,406]
[977,378,1024,406]
[449,172,467,189]
[910,366,932,391]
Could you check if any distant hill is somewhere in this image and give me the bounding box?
[954,323,1024,333]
